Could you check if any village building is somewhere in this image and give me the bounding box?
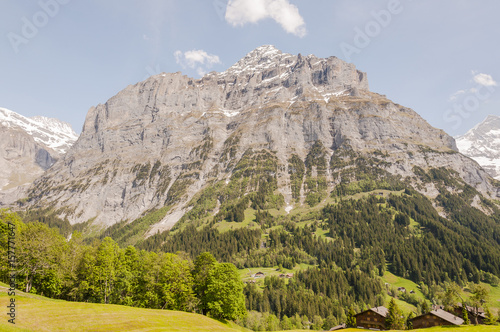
[452,303,486,324]
[279,272,294,278]
[354,306,389,330]
[411,309,463,329]
[328,323,346,331]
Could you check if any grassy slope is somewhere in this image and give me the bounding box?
[0,283,250,332]
[382,271,426,312]
[381,272,500,316]
[239,263,314,289]
[270,328,499,332]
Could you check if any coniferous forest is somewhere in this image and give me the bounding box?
[3,168,500,330]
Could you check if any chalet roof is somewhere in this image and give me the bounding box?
[457,303,485,316]
[355,306,389,318]
[329,323,346,331]
[414,309,464,326]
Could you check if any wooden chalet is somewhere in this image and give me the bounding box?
[354,306,389,330]
[452,303,486,325]
[411,309,463,329]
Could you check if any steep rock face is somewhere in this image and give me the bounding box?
[25,46,498,230]
[456,115,500,180]
[0,108,78,204]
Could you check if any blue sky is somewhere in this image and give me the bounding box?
[1,0,499,136]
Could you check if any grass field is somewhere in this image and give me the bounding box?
[239,263,314,289]
[381,271,500,317]
[215,208,260,233]
[269,327,499,332]
[0,283,251,332]
[1,279,498,332]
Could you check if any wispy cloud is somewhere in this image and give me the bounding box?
[449,89,467,101]
[174,49,221,76]
[225,0,306,37]
[449,72,496,101]
[472,72,497,87]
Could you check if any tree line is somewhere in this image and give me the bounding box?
[0,209,245,321]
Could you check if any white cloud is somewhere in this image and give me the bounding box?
[448,72,496,101]
[225,0,306,37]
[174,50,221,77]
[473,73,497,87]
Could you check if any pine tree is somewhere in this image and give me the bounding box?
[484,306,497,325]
[462,303,470,325]
[421,300,430,313]
[346,307,356,328]
[386,298,405,330]
[406,312,415,330]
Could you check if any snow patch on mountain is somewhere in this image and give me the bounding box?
[0,107,78,154]
[456,115,500,180]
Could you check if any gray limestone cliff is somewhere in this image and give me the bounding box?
[23,45,499,232]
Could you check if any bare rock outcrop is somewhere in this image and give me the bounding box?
[23,46,499,230]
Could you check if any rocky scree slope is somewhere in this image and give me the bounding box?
[24,45,500,232]
[0,107,78,204]
[456,115,500,180]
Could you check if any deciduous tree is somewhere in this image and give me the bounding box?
[470,284,489,325]
[17,222,65,293]
[205,262,246,320]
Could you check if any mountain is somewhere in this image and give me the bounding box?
[0,107,78,204]
[23,45,498,232]
[456,115,500,180]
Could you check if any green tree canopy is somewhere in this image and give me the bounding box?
[17,221,66,293]
[346,307,356,328]
[385,298,405,330]
[205,262,246,320]
[193,252,217,314]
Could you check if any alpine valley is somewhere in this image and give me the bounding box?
[2,46,500,329]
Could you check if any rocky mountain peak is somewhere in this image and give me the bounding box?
[0,107,79,204]
[22,47,498,231]
[220,45,289,76]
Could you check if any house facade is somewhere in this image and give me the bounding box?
[354,306,388,330]
[452,304,485,325]
[412,309,464,329]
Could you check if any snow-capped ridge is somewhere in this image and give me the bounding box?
[219,45,291,77]
[0,107,78,154]
[456,114,500,180]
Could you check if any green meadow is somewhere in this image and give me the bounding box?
[0,283,251,332]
